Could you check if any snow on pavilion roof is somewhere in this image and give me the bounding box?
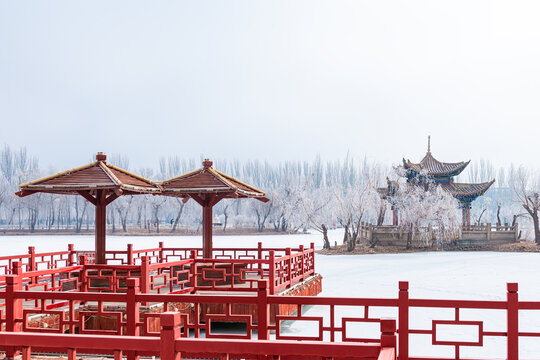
[17,153,161,197]
[403,151,470,177]
[439,180,495,198]
[376,178,495,203]
[159,159,268,201]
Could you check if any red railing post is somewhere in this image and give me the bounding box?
[257,280,270,340]
[28,246,36,272]
[79,255,88,292]
[13,260,22,277]
[126,278,141,360]
[141,255,150,292]
[126,278,141,336]
[190,250,198,293]
[160,312,182,360]
[114,350,123,360]
[6,274,22,332]
[28,246,37,284]
[5,265,22,360]
[310,242,316,274]
[269,250,276,295]
[257,242,263,275]
[21,346,31,360]
[127,244,134,265]
[381,319,397,349]
[159,241,165,263]
[398,281,409,360]
[140,256,150,305]
[67,244,75,266]
[299,245,305,281]
[285,248,292,288]
[507,282,519,360]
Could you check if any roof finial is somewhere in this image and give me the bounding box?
[203,158,213,169]
[427,135,431,153]
[96,152,107,162]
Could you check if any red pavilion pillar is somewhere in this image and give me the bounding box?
[95,189,107,264]
[202,202,213,259]
[392,205,399,226]
[462,204,471,229]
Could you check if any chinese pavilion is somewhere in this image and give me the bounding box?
[16,152,161,263]
[401,136,495,227]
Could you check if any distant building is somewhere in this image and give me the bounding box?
[381,137,495,227]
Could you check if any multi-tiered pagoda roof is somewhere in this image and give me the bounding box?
[403,153,469,180]
[402,138,494,205]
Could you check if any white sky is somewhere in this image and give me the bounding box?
[1,1,539,171]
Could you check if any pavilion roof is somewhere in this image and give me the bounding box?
[439,180,495,198]
[376,179,495,203]
[159,159,268,201]
[16,153,161,197]
[403,151,470,177]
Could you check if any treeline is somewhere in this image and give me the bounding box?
[0,145,537,241]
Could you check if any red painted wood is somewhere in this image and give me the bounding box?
[0,271,535,360]
[507,283,519,360]
[160,312,182,360]
[3,242,535,360]
[67,244,75,266]
[203,201,214,259]
[0,330,388,359]
[127,244,134,265]
[140,256,150,296]
[269,250,276,295]
[5,267,22,360]
[95,190,107,264]
[257,280,270,340]
[67,348,76,360]
[21,346,31,360]
[398,281,408,360]
[126,278,140,336]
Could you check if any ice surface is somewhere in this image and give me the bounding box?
[2,229,540,358]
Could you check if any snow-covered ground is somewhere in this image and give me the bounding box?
[2,230,540,358]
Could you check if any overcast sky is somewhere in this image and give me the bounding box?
[1,1,539,171]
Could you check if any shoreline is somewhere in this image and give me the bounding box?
[317,241,540,255]
[0,228,301,237]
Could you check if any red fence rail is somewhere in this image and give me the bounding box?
[0,276,534,360]
[0,313,396,360]
[102,242,311,266]
[0,244,76,276]
[0,243,316,296]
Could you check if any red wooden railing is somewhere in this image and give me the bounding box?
[0,276,534,360]
[0,244,77,276]
[0,243,316,296]
[0,313,397,360]
[103,242,311,266]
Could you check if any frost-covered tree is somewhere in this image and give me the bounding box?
[335,170,381,251]
[511,166,540,243]
[297,186,335,249]
[393,179,461,249]
[252,197,273,232]
[1,144,533,241]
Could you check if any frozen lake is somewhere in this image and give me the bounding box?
[2,230,540,358]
